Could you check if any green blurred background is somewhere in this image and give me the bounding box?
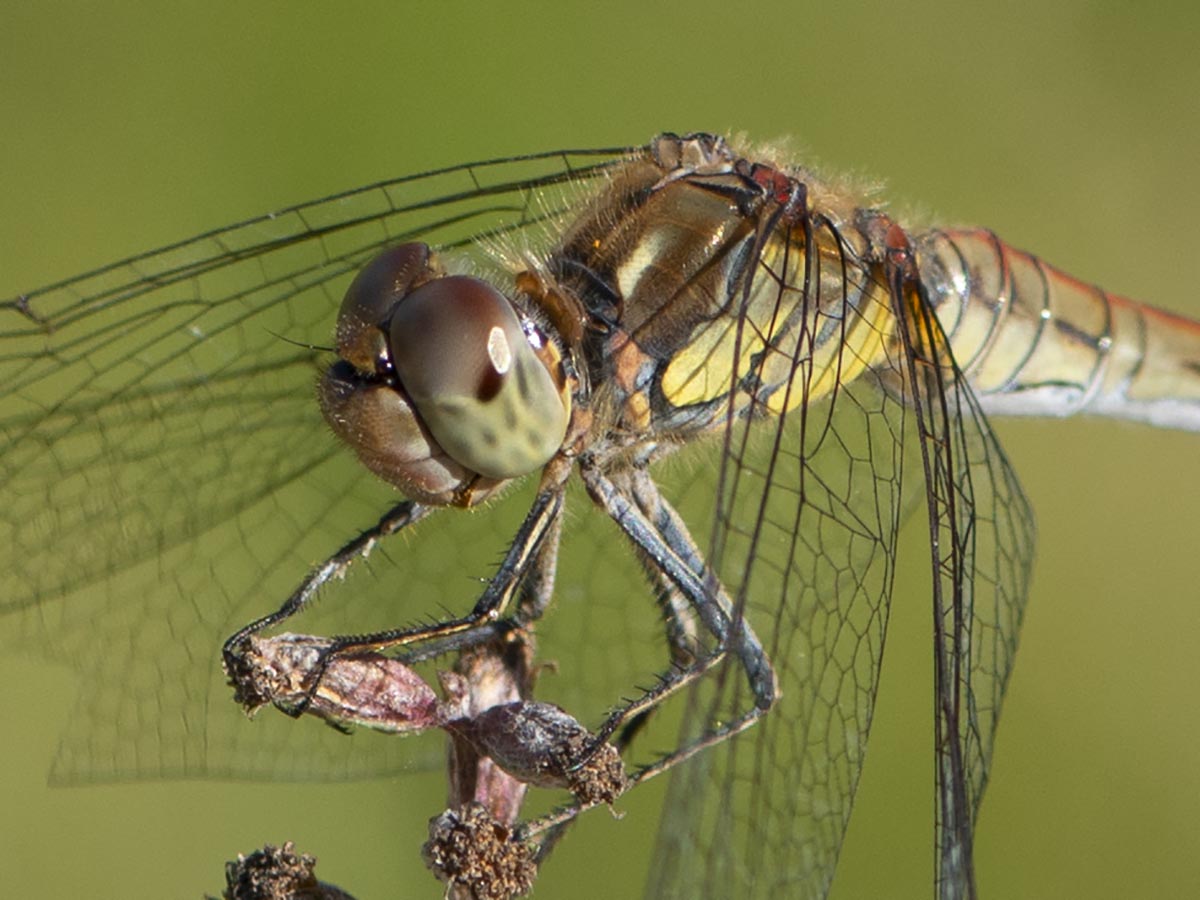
[2,1,1198,898]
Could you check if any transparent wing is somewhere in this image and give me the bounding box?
[644,218,1034,898]
[896,280,1035,899]
[0,147,628,783]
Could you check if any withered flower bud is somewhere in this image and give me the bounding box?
[222,841,355,900]
[225,634,458,733]
[452,701,628,806]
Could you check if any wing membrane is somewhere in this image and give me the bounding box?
[0,148,628,782]
[896,284,1035,898]
[644,216,1033,898]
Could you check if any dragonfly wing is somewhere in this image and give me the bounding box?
[0,148,625,782]
[895,284,1036,899]
[643,228,1034,898]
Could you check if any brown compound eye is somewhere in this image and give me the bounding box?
[388,275,570,480]
[334,242,442,373]
[320,243,571,504]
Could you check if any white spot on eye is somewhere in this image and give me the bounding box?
[487,326,513,374]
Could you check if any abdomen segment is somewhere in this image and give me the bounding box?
[917,228,1200,431]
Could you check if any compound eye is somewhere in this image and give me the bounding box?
[335,243,441,372]
[388,275,570,479]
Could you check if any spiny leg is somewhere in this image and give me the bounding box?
[315,486,564,655]
[224,465,569,711]
[397,498,565,669]
[536,465,778,805]
[223,500,430,666]
[516,462,781,842]
[599,466,708,752]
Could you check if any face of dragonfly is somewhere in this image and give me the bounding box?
[2,134,1035,899]
[318,240,572,505]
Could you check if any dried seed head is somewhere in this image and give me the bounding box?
[564,741,628,808]
[225,634,455,734]
[422,803,536,900]
[222,841,355,900]
[223,634,324,714]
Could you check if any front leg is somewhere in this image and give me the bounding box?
[223,468,569,716]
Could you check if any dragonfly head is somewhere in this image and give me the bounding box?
[319,242,572,506]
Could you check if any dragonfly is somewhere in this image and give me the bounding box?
[2,133,1198,899]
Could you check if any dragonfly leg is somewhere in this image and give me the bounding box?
[399,500,565,667]
[222,500,430,660]
[581,466,744,754]
[511,497,564,626]
[225,482,567,700]
[580,464,778,749]
[601,542,703,755]
[515,463,778,844]
[391,489,564,672]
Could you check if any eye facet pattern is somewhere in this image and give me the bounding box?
[323,244,572,500]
